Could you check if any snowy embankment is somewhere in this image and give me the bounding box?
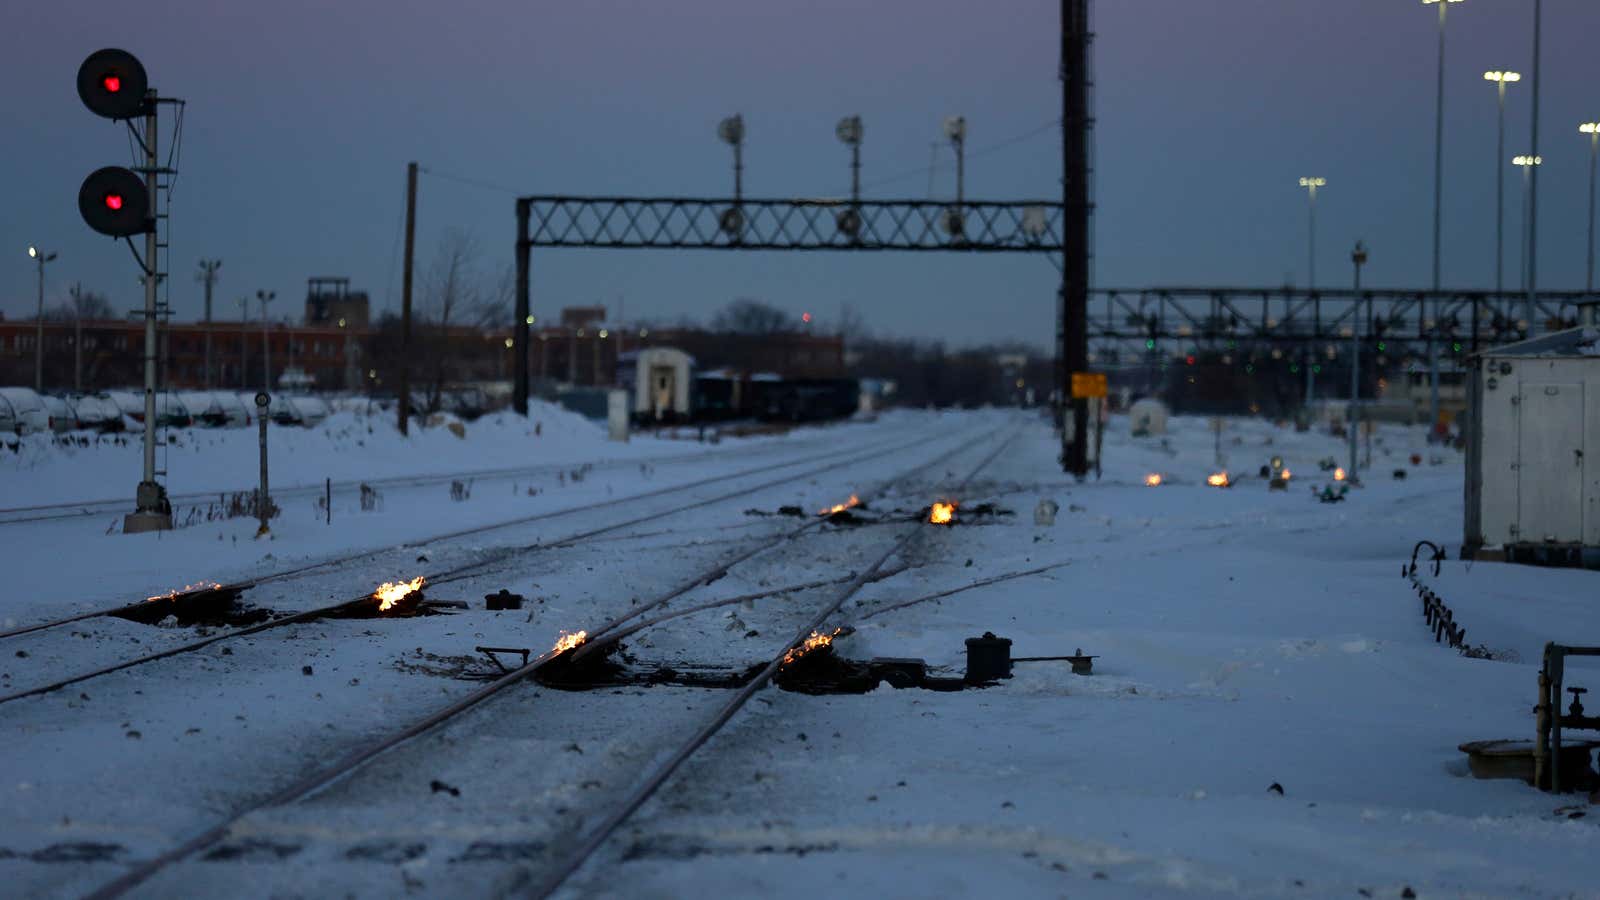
[0,401,872,510]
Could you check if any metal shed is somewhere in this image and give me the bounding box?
[1463,326,1600,562]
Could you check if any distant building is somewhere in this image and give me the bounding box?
[304,277,370,329]
[560,306,607,329]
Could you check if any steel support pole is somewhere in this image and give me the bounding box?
[1059,0,1092,477]
[1587,131,1597,293]
[125,91,170,533]
[33,257,45,392]
[1427,0,1447,436]
[1350,248,1363,482]
[1526,0,1542,332]
[399,161,417,435]
[1495,82,1506,298]
[514,198,531,415]
[238,297,248,388]
[1308,185,1317,288]
[258,294,273,390]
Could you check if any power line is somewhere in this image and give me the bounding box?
[418,166,524,196]
[852,116,1063,195]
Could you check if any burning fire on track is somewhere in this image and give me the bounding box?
[1333,467,1346,482]
[929,501,957,525]
[374,576,425,613]
[551,630,587,654]
[1279,468,1292,481]
[782,627,843,666]
[1144,474,1163,487]
[1206,472,1231,488]
[145,581,223,602]
[817,494,861,516]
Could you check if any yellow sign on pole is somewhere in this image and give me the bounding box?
[1070,372,1107,399]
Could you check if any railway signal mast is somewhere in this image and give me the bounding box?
[76,48,180,534]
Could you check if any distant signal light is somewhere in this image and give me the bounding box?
[104,193,124,210]
[102,74,122,93]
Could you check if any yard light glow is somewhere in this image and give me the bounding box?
[1513,155,1542,167]
[1483,70,1520,83]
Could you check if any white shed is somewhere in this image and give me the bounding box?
[626,347,694,421]
[1128,398,1168,436]
[1464,327,1600,558]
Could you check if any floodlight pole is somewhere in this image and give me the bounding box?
[197,259,220,388]
[1350,241,1367,483]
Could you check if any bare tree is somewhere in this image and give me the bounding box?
[46,285,115,321]
[711,297,794,334]
[420,229,483,412]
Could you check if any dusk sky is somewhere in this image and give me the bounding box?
[4,0,1598,349]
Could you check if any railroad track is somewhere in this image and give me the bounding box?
[0,424,968,708]
[73,421,1015,899]
[0,425,930,644]
[0,423,849,527]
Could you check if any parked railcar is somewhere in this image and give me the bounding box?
[619,348,694,423]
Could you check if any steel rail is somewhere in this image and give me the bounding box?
[0,427,922,643]
[0,428,955,707]
[525,428,1020,899]
[79,419,1000,900]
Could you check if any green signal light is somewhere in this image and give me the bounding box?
[1451,342,1462,352]
[1145,339,1155,350]
[1245,364,1255,374]
[1290,364,1300,373]
[1312,365,1322,374]
[1377,341,1386,351]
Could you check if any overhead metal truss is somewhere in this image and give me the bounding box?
[1087,286,1597,356]
[517,196,1066,252]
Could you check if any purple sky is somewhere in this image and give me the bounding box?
[4,0,1598,348]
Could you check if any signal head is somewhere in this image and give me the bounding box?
[78,167,151,237]
[78,49,149,120]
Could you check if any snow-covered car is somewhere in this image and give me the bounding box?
[0,392,17,436]
[41,395,77,433]
[0,387,52,435]
[269,394,331,427]
[205,391,252,428]
[103,390,193,428]
[178,391,232,428]
[66,394,125,432]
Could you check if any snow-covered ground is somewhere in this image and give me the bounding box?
[0,408,1596,899]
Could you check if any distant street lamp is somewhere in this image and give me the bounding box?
[1484,71,1520,296]
[1582,122,1600,292]
[1512,155,1542,293]
[27,246,58,392]
[1298,178,1326,287]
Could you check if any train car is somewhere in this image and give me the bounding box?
[753,376,861,423]
[618,347,694,423]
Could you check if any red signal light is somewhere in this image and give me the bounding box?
[104,193,124,210]
[801,312,812,323]
[1185,354,1196,366]
[103,74,122,93]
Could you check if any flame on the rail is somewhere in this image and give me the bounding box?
[1280,468,1292,481]
[145,581,223,602]
[1333,467,1347,482]
[782,627,843,666]
[373,576,425,612]
[1206,472,1231,488]
[818,494,862,516]
[1144,473,1163,487]
[929,501,956,525]
[551,630,587,654]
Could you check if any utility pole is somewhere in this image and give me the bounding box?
[69,282,85,392]
[196,259,221,388]
[1059,0,1092,477]
[514,197,531,415]
[399,161,417,435]
[1350,241,1368,483]
[28,247,57,393]
[238,297,249,388]
[256,289,275,390]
